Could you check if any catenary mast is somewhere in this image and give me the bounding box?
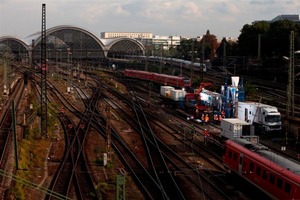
[41,3,48,136]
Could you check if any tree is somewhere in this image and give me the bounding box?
[265,20,300,57]
[238,21,269,57]
[238,20,300,59]
[216,38,238,59]
[176,39,198,61]
[236,19,300,82]
[198,30,219,60]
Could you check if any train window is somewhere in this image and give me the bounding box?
[249,163,254,172]
[269,174,275,184]
[239,156,243,165]
[233,153,238,161]
[284,183,291,194]
[277,178,283,189]
[256,166,261,176]
[262,170,268,180]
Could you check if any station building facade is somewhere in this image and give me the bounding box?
[101,32,182,50]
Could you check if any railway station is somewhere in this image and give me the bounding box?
[1,7,300,200]
[0,25,145,65]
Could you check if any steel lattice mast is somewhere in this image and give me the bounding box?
[41,4,47,136]
[287,31,295,117]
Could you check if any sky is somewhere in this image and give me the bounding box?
[0,0,300,40]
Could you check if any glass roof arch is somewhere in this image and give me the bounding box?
[1,25,146,65]
[0,36,30,61]
[31,25,107,64]
[103,37,145,58]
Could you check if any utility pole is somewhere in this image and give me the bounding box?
[202,37,205,82]
[12,100,18,170]
[191,41,194,81]
[3,59,7,95]
[31,39,35,68]
[105,105,111,161]
[159,45,163,74]
[258,34,261,61]
[40,3,48,137]
[116,175,126,200]
[223,38,226,75]
[287,31,295,117]
[145,39,148,71]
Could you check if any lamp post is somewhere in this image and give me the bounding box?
[201,36,205,82]
[48,48,50,61]
[86,51,90,67]
[159,44,163,74]
[59,49,62,63]
[55,49,58,65]
[67,48,71,64]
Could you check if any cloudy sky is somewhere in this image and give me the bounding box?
[0,0,300,39]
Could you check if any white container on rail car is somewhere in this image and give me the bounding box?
[200,89,221,107]
[170,89,186,101]
[160,86,175,98]
[221,118,252,140]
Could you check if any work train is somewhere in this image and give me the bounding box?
[223,138,300,199]
[124,69,191,88]
[124,68,299,199]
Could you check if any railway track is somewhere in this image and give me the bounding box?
[0,74,25,197]
[30,72,97,199]
[95,76,255,199]
[1,65,295,199]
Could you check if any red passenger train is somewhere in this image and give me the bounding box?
[124,69,191,88]
[223,139,300,199]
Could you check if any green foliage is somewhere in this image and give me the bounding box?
[238,20,300,58]
[199,30,219,60]
[47,109,59,135]
[13,184,26,200]
[176,39,198,60]
[266,20,299,57]
[13,141,31,199]
[96,182,113,198]
[191,76,202,88]
[244,82,257,98]
[216,38,239,59]
[13,139,50,199]
[24,125,40,139]
[238,21,270,56]
[176,31,219,61]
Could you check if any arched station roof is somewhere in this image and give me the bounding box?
[0,36,30,61]
[103,37,145,58]
[0,25,145,63]
[31,25,107,63]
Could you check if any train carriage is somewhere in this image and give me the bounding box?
[124,69,155,81]
[223,139,300,199]
[124,69,190,88]
[154,73,189,88]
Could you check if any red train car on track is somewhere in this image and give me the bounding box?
[223,139,300,199]
[124,69,191,88]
